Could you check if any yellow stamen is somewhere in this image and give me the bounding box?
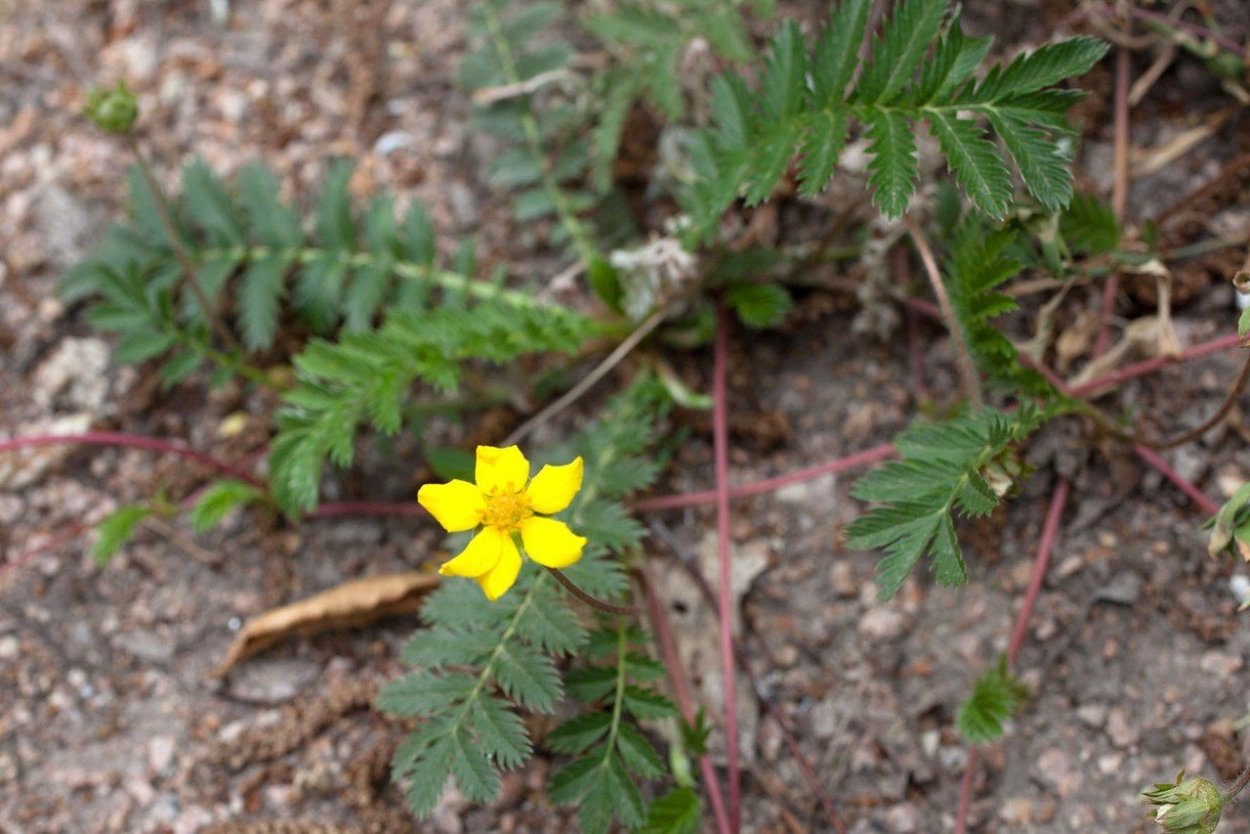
[480,490,532,533]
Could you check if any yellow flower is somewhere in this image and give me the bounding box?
[418,445,587,601]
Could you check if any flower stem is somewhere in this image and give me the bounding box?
[1223,764,1250,802]
[546,568,631,616]
[1149,350,1250,449]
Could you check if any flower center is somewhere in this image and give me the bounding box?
[480,490,531,533]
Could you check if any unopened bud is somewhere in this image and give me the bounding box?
[84,81,138,134]
[1143,772,1223,834]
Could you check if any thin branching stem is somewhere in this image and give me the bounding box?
[903,215,984,409]
[0,431,263,486]
[479,2,598,267]
[1149,351,1250,449]
[546,568,632,616]
[504,308,667,447]
[1223,764,1250,802]
[125,135,245,356]
[1068,333,1242,396]
[647,521,850,834]
[1134,444,1220,515]
[637,565,733,834]
[712,299,742,832]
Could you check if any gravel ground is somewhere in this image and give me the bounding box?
[4,1,1250,832]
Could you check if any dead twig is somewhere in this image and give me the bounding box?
[903,216,983,408]
[503,307,667,447]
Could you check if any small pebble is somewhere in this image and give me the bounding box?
[1035,749,1081,797]
[1076,704,1106,728]
[1106,707,1137,748]
[1199,650,1243,678]
[859,608,908,641]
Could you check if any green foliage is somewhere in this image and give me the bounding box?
[380,573,560,813]
[461,1,599,260]
[642,787,702,834]
[92,504,152,565]
[380,380,675,821]
[548,623,679,834]
[681,0,1107,240]
[846,407,1041,599]
[84,80,139,135]
[957,656,1029,743]
[942,221,1053,396]
[188,479,263,534]
[61,158,524,378]
[1204,482,1250,561]
[724,282,793,329]
[270,299,595,514]
[1058,192,1121,257]
[583,0,761,191]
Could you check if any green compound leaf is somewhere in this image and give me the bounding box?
[92,504,152,566]
[643,787,702,834]
[725,282,793,329]
[680,0,1106,239]
[188,479,261,534]
[548,621,674,834]
[848,408,1040,599]
[957,657,1029,744]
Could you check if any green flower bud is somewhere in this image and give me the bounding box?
[84,81,139,134]
[1143,772,1223,834]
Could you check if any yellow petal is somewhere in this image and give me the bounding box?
[475,445,530,495]
[418,480,485,532]
[439,527,504,578]
[476,535,522,600]
[525,457,584,515]
[520,516,587,569]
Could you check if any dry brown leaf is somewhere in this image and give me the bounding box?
[1067,316,1166,389]
[214,572,440,677]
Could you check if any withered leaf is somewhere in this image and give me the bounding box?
[214,572,440,677]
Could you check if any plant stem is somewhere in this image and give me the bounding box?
[903,216,984,409]
[504,307,667,446]
[632,443,896,511]
[1223,764,1250,801]
[200,244,582,317]
[546,568,632,616]
[125,135,244,355]
[0,431,263,486]
[1069,333,1243,396]
[638,564,733,834]
[712,299,742,832]
[1094,46,1132,358]
[1149,351,1250,449]
[1007,479,1070,662]
[957,478,1070,834]
[1134,444,1220,515]
[1127,5,1249,60]
[182,329,276,389]
[647,521,849,834]
[954,748,980,834]
[479,3,598,267]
